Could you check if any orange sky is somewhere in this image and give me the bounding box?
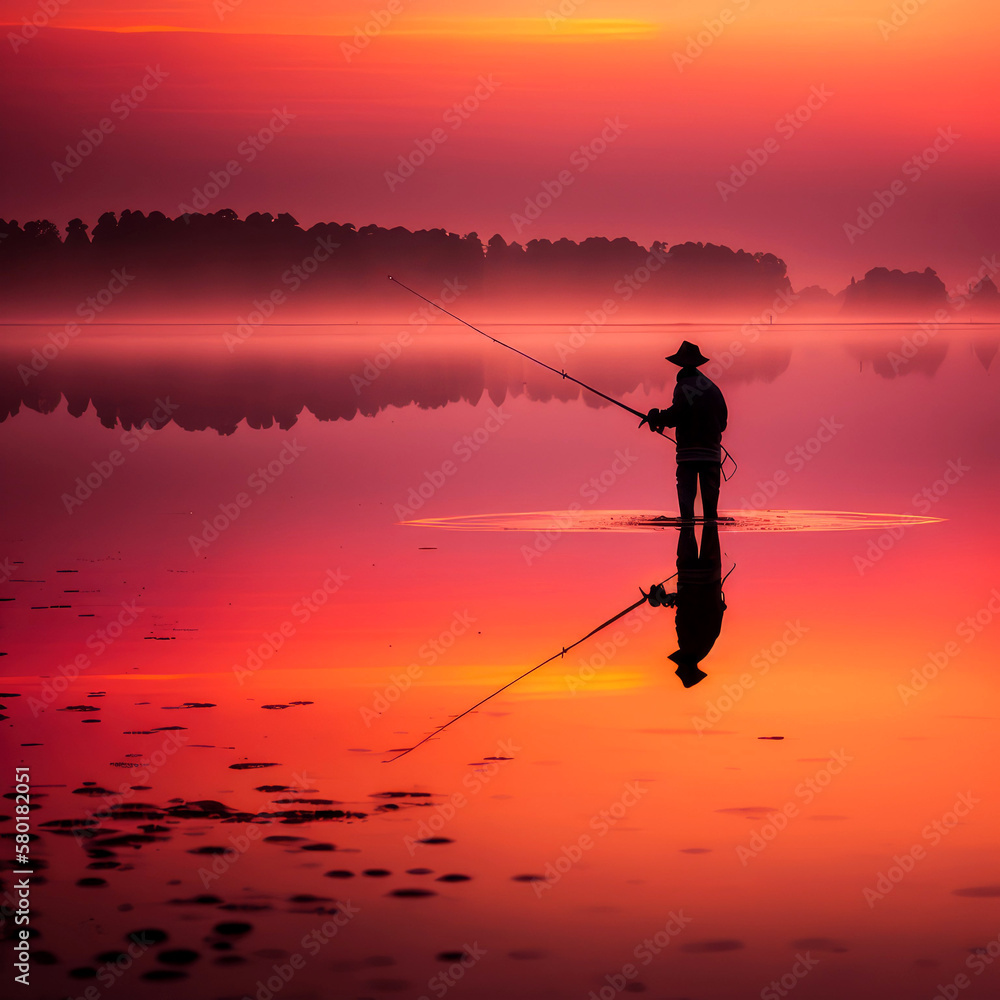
[3,1,999,289]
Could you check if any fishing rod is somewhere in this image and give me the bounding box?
[384,570,679,763]
[387,276,737,480]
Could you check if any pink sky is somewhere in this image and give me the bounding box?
[3,2,999,290]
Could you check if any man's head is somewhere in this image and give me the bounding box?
[666,341,709,367]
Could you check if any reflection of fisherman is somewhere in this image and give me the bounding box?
[646,341,728,521]
[646,522,726,687]
[388,519,732,761]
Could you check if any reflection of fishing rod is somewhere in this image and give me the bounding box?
[388,276,737,480]
[384,570,678,763]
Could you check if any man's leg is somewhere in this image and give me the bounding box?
[677,522,698,563]
[676,463,697,520]
[699,462,722,520]
[698,520,722,576]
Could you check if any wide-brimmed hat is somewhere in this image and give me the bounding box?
[666,341,710,367]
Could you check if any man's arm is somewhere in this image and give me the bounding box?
[660,383,684,428]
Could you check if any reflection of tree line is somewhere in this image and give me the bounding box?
[2,327,995,431]
[0,340,794,435]
[846,335,999,378]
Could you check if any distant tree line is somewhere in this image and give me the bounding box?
[0,209,790,320]
[0,210,996,321]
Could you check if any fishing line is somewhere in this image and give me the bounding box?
[389,276,738,480]
[388,275,674,441]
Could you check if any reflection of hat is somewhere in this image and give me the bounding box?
[669,650,708,688]
[666,341,710,367]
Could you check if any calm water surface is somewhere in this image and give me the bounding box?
[1,323,999,1000]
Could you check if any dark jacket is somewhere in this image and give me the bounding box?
[661,367,728,463]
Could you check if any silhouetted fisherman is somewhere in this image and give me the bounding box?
[646,522,726,687]
[646,341,728,521]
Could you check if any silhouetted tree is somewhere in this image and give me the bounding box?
[0,209,961,323]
